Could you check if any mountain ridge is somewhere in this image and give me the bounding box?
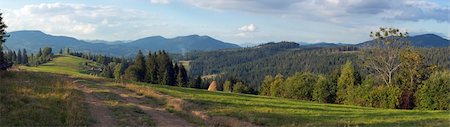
[5,30,449,56]
[5,30,240,56]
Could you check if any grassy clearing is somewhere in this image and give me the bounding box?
[20,55,101,79]
[135,83,450,127]
[0,71,91,126]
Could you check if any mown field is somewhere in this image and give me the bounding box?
[139,83,450,126]
[5,55,450,126]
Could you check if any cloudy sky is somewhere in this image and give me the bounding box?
[0,0,448,44]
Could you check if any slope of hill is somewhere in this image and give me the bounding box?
[5,30,240,56]
[185,41,450,88]
[357,34,450,47]
[185,42,359,87]
[5,55,449,126]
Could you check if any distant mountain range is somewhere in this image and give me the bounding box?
[5,30,240,56]
[357,34,450,47]
[4,30,449,56]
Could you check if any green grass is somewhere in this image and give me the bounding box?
[20,55,101,78]
[138,83,450,127]
[0,71,92,126]
[17,55,450,127]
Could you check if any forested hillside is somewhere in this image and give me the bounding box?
[185,42,450,88]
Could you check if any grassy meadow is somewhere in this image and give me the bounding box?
[7,55,450,126]
[135,83,450,126]
[0,71,91,126]
[20,55,102,78]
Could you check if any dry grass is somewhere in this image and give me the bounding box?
[87,83,155,127]
[0,71,91,126]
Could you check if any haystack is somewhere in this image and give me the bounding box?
[208,81,218,91]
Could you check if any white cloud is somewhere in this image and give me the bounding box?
[236,24,257,38]
[239,24,256,32]
[3,3,159,40]
[186,0,450,23]
[151,0,170,4]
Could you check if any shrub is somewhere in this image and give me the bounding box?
[282,73,317,100]
[260,75,274,96]
[312,75,330,103]
[223,80,232,92]
[232,82,246,93]
[269,74,285,97]
[370,85,402,109]
[416,71,450,110]
[352,77,375,106]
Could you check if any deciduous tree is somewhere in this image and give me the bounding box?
[362,27,409,86]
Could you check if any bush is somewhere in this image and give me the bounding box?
[282,73,317,100]
[352,77,374,106]
[223,80,232,92]
[370,85,402,109]
[416,71,450,110]
[269,74,285,97]
[232,82,246,93]
[260,75,274,96]
[312,75,330,103]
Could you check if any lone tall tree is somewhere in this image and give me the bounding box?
[337,61,356,104]
[0,11,8,70]
[362,27,409,86]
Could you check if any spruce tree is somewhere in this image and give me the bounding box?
[174,63,179,82]
[134,50,146,82]
[337,61,356,104]
[36,48,42,58]
[146,52,158,83]
[124,50,146,82]
[22,49,28,65]
[157,51,169,83]
[17,50,22,64]
[190,76,202,88]
[176,64,188,87]
[0,11,7,70]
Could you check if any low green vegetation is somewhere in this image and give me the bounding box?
[0,71,91,126]
[20,55,101,78]
[138,83,449,126]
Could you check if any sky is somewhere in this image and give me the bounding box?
[0,0,449,45]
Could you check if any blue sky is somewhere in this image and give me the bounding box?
[0,0,449,45]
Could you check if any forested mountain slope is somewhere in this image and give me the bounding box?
[185,42,450,88]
